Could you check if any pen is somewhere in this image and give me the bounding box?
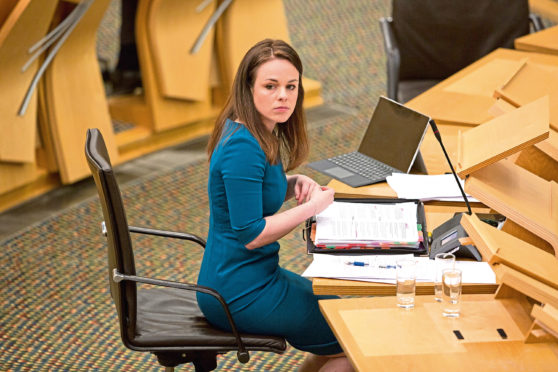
[345,261,369,266]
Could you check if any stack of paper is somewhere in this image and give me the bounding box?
[386,173,479,202]
[314,201,420,248]
[301,254,496,285]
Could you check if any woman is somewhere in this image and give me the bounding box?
[197,39,353,372]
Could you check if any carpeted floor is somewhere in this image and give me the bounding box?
[0,1,390,370]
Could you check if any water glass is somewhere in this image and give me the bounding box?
[396,259,416,309]
[434,252,455,302]
[442,268,462,317]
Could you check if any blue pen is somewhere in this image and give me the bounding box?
[345,261,369,266]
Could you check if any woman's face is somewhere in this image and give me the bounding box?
[252,58,299,132]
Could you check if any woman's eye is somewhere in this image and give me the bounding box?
[287,84,297,90]
[265,84,275,90]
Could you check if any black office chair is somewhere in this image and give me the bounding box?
[380,0,545,103]
[84,128,286,371]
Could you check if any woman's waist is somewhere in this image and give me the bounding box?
[198,263,283,309]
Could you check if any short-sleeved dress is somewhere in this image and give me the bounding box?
[197,119,342,355]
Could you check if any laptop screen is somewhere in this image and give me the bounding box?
[358,97,430,172]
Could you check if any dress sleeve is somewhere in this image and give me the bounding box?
[221,134,267,245]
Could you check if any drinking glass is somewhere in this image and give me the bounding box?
[434,252,455,302]
[396,259,416,309]
[442,268,462,317]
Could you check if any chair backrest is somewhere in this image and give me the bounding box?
[392,0,530,80]
[84,128,138,347]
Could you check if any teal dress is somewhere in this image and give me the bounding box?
[197,119,341,355]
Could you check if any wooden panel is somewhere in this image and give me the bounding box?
[148,0,215,101]
[515,142,558,183]
[0,161,42,195]
[406,48,558,127]
[45,0,119,183]
[465,159,558,256]
[130,0,216,132]
[495,266,558,309]
[319,296,558,372]
[501,218,555,255]
[532,304,558,337]
[0,0,18,27]
[515,25,558,56]
[494,61,558,132]
[461,213,558,291]
[0,0,57,163]
[456,96,549,177]
[312,277,498,296]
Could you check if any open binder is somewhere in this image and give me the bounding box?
[304,198,428,255]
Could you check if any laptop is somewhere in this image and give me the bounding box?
[307,96,430,187]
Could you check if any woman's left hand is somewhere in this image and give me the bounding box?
[293,175,320,205]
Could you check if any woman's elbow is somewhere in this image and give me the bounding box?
[244,236,263,250]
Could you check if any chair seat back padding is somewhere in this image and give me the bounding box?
[393,0,530,80]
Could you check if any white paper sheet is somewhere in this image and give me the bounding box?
[302,254,496,285]
[386,173,479,202]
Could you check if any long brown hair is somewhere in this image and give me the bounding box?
[207,39,308,172]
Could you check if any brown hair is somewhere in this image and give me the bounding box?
[207,39,308,172]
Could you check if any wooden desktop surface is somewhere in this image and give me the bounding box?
[515,24,558,56]
[319,295,558,372]
[405,48,558,127]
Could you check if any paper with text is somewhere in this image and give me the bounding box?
[315,201,419,245]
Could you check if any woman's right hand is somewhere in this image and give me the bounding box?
[309,186,335,215]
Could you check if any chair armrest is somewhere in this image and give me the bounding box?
[128,225,206,247]
[529,13,545,32]
[112,268,250,364]
[379,17,400,101]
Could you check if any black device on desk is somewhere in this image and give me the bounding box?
[429,213,506,261]
[429,213,481,261]
[307,96,430,187]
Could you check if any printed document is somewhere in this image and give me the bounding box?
[314,201,419,245]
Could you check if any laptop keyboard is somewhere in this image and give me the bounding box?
[328,152,400,180]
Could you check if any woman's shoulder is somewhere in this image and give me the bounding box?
[221,119,261,150]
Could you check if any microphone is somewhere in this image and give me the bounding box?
[428,119,481,261]
[429,119,472,216]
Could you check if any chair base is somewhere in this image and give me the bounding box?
[155,351,218,372]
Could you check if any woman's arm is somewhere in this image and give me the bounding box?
[245,186,334,249]
[220,132,333,250]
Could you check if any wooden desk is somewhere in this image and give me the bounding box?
[313,278,497,296]
[319,295,558,372]
[515,25,558,56]
[405,48,558,127]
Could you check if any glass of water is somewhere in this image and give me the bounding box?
[434,252,455,302]
[396,259,416,309]
[442,268,462,317]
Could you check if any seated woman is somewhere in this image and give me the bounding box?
[196,39,353,372]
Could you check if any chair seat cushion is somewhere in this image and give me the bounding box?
[132,287,286,352]
[398,79,440,103]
